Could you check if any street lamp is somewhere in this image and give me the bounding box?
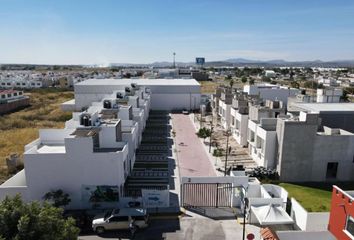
[223,129,231,176]
[209,116,214,153]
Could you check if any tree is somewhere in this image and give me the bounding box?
[261,76,271,82]
[229,79,234,88]
[0,195,79,240]
[290,81,300,89]
[241,76,247,83]
[303,80,318,89]
[196,127,211,143]
[43,189,71,208]
[213,148,223,157]
[249,78,255,85]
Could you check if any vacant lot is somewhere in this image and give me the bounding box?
[279,182,354,212]
[0,89,73,183]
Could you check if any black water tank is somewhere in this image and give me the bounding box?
[82,115,91,126]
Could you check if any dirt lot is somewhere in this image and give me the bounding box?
[0,89,73,183]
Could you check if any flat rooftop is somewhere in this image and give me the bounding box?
[76,78,200,86]
[293,103,354,112]
[37,145,66,154]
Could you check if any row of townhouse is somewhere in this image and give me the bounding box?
[213,84,354,182]
[0,83,151,209]
[0,78,43,88]
[0,89,30,114]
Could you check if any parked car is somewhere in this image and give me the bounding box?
[92,208,149,234]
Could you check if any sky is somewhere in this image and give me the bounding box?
[0,0,354,65]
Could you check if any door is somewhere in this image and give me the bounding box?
[326,162,338,179]
[105,216,121,230]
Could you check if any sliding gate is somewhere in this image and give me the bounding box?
[181,183,233,208]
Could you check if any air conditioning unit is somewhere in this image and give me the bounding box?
[131,83,138,89]
[116,92,124,99]
[125,87,131,93]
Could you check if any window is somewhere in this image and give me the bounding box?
[118,216,129,221]
[16,83,20,86]
[22,83,26,85]
[19,92,22,95]
[345,216,354,239]
[1,83,5,85]
[109,216,120,222]
[6,83,10,85]
[133,216,145,221]
[109,216,128,222]
[1,95,5,99]
[326,162,338,179]
[14,93,17,96]
[7,94,11,97]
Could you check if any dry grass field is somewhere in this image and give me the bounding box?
[0,89,73,183]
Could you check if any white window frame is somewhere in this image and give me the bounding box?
[344,215,354,240]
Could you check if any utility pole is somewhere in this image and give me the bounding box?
[224,130,231,176]
[242,196,249,240]
[209,116,214,153]
[173,52,176,69]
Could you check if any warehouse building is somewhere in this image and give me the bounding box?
[62,78,201,111]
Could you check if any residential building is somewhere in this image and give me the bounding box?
[230,94,249,147]
[218,88,233,129]
[0,89,30,115]
[265,70,276,78]
[316,76,340,87]
[0,79,42,89]
[211,87,222,116]
[276,112,354,182]
[287,103,354,133]
[316,88,343,103]
[0,83,150,209]
[328,186,354,240]
[243,83,299,105]
[247,100,285,168]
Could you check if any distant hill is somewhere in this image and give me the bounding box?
[109,58,354,68]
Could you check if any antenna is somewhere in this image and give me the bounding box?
[173,52,176,69]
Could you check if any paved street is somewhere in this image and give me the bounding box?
[172,114,216,177]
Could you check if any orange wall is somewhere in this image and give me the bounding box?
[328,186,354,240]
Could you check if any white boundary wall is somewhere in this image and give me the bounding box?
[291,198,330,231]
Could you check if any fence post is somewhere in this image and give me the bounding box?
[216,183,219,208]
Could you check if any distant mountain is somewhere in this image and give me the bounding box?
[225,58,260,64]
[220,58,354,67]
[108,59,354,68]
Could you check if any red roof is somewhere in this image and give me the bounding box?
[260,227,279,240]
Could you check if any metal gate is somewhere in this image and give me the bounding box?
[181,183,233,208]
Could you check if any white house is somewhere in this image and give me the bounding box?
[243,83,299,105]
[316,88,342,103]
[248,118,277,168]
[0,83,150,209]
[0,79,42,89]
[230,95,249,147]
[0,123,130,209]
[264,70,276,78]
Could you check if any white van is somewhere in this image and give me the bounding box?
[92,208,149,234]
